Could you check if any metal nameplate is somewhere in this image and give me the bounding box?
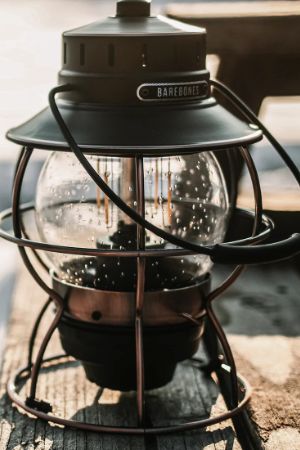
[137,81,209,102]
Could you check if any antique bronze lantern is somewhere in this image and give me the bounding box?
[1,0,299,445]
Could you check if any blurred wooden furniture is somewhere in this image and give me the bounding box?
[166,1,300,114]
[167,1,300,245]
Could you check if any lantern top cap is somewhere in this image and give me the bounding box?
[116,0,151,17]
[63,13,205,38]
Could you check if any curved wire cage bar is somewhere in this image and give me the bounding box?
[7,354,252,435]
[1,132,266,438]
[1,0,300,443]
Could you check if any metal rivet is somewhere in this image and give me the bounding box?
[91,310,102,321]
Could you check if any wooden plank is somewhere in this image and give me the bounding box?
[213,263,300,449]
[166,2,300,19]
[0,265,239,449]
[0,243,17,368]
[2,258,298,449]
[165,3,300,59]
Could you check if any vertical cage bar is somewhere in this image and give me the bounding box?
[135,155,146,426]
[12,147,64,403]
[205,145,264,409]
[12,147,60,300]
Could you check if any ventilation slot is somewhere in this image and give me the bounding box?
[80,43,85,66]
[63,42,67,64]
[196,42,201,64]
[108,44,115,67]
[141,44,148,68]
[173,44,178,67]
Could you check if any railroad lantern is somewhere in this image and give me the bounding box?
[1,0,299,441]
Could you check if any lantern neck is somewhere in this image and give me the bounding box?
[116,0,151,17]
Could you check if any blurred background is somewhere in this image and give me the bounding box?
[0,0,299,360]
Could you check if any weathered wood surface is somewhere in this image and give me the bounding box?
[214,263,300,449]
[0,263,241,450]
[1,261,299,449]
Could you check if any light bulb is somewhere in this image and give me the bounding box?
[35,151,229,291]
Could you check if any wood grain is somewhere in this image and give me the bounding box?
[1,261,299,448]
[0,264,240,449]
[214,263,300,449]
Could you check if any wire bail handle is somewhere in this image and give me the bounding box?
[49,83,300,265]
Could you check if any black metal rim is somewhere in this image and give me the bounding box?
[0,203,274,260]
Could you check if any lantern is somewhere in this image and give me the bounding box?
[1,0,299,443]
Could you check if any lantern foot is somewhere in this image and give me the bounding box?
[25,397,52,414]
[7,354,252,437]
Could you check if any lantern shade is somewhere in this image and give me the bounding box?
[6,98,262,155]
[6,10,262,154]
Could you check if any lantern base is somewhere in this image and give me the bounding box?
[54,276,210,391]
[6,293,260,448]
[83,360,177,392]
[58,314,204,390]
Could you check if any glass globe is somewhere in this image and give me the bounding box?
[35,151,230,291]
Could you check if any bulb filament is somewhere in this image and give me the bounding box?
[154,159,159,211]
[104,168,110,227]
[168,158,172,227]
[96,158,101,212]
